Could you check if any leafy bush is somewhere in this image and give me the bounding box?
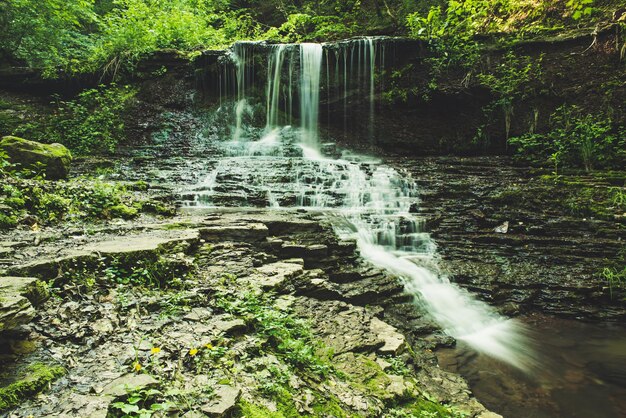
[14,84,136,155]
[477,52,543,141]
[509,106,624,171]
[264,13,356,42]
[216,291,333,378]
[0,176,175,229]
[90,0,260,76]
[406,0,598,40]
[0,0,96,76]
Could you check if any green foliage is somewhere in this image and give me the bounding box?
[104,256,190,289]
[0,0,96,76]
[602,266,626,299]
[216,291,333,378]
[406,3,481,96]
[110,387,174,418]
[0,149,11,177]
[264,13,356,42]
[407,1,599,40]
[567,0,595,20]
[0,176,175,230]
[14,84,136,155]
[0,0,259,77]
[509,106,623,171]
[91,0,260,76]
[477,52,543,142]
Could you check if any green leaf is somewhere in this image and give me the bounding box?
[121,403,140,414]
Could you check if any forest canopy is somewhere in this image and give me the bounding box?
[0,0,615,78]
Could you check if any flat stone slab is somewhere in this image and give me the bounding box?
[7,230,200,279]
[83,230,200,255]
[101,373,158,397]
[200,385,241,416]
[370,317,405,355]
[200,223,268,242]
[248,260,304,289]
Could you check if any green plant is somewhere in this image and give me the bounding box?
[509,106,620,171]
[0,149,11,176]
[12,84,136,155]
[602,266,626,299]
[478,52,543,142]
[567,0,594,20]
[216,291,333,378]
[110,387,174,417]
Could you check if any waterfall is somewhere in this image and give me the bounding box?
[265,44,289,131]
[299,43,323,153]
[187,39,536,371]
[367,38,376,144]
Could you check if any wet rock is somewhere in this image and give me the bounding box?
[101,374,158,397]
[295,298,383,354]
[200,385,241,416]
[82,230,200,256]
[210,315,246,336]
[494,221,509,234]
[0,135,72,180]
[200,223,268,243]
[248,260,304,290]
[56,393,114,418]
[370,317,405,355]
[0,276,48,332]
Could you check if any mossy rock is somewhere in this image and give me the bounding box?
[107,204,139,219]
[1,136,72,180]
[0,363,65,412]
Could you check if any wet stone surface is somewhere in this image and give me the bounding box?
[0,212,494,417]
[396,156,626,321]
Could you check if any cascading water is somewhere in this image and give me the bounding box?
[232,42,251,143]
[265,44,290,131]
[187,39,536,371]
[299,43,323,154]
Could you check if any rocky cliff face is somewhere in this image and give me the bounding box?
[395,156,626,320]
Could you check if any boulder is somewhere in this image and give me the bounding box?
[1,136,72,180]
[0,276,49,332]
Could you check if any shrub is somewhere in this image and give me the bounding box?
[14,84,136,155]
[509,106,623,171]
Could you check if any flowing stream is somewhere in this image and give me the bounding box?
[186,40,536,372]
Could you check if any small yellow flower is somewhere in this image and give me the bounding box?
[133,361,142,372]
[205,343,213,350]
[151,347,161,355]
[189,348,199,357]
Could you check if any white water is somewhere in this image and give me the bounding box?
[232,42,252,142]
[189,39,536,371]
[265,44,290,131]
[299,43,323,151]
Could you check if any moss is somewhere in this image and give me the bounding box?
[107,204,139,219]
[389,398,461,417]
[141,200,176,216]
[311,397,350,418]
[0,213,18,229]
[1,136,72,180]
[334,352,390,399]
[237,400,287,418]
[129,180,149,191]
[161,221,193,230]
[0,363,66,412]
